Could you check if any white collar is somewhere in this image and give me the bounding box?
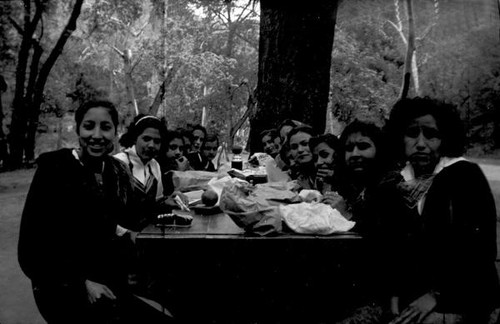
[401,156,467,181]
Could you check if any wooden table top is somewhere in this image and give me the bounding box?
[137,212,361,240]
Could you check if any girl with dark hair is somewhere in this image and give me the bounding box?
[286,125,317,190]
[114,114,169,231]
[18,100,167,323]
[374,97,499,323]
[308,133,350,216]
[336,120,388,232]
[115,115,188,231]
[187,124,208,170]
[159,130,191,173]
[309,133,341,192]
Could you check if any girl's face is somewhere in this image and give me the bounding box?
[183,136,191,154]
[135,127,161,163]
[344,132,377,175]
[262,134,281,158]
[313,142,336,168]
[191,129,205,152]
[203,140,218,161]
[404,114,442,174]
[78,107,116,159]
[166,138,184,160]
[289,131,312,165]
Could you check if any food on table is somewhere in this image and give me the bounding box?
[201,189,218,207]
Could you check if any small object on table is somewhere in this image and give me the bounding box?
[174,195,190,212]
[231,145,243,170]
[201,189,218,207]
[156,212,193,227]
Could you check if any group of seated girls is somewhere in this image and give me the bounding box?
[258,98,499,324]
[18,97,499,324]
[17,100,221,324]
[156,124,219,173]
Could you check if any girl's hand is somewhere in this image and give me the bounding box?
[164,191,189,208]
[321,191,351,219]
[85,280,116,304]
[176,156,190,171]
[390,293,437,324]
[316,166,334,180]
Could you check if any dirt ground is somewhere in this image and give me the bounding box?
[0,169,44,324]
[1,161,500,324]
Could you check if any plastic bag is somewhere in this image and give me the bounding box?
[298,189,323,203]
[279,202,355,235]
[219,179,299,236]
[165,170,217,192]
[206,175,232,206]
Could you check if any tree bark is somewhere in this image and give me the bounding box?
[8,0,44,168]
[0,75,7,167]
[230,86,256,149]
[24,0,84,164]
[249,0,339,154]
[399,0,415,99]
[149,64,178,115]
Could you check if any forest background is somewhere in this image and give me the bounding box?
[0,0,499,170]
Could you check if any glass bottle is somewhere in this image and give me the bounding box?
[231,145,243,170]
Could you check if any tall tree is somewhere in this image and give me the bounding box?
[249,0,339,153]
[8,0,84,168]
[389,0,439,99]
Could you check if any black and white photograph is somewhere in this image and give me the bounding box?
[1,0,500,323]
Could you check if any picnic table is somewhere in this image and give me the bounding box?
[136,211,373,323]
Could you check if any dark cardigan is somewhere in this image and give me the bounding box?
[18,149,135,288]
[372,160,500,318]
[421,160,500,315]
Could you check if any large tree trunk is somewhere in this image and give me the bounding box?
[248,0,339,154]
[24,0,84,164]
[399,0,415,99]
[8,0,43,168]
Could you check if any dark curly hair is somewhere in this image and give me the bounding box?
[386,96,465,165]
[119,114,167,148]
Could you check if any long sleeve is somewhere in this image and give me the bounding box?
[422,161,500,314]
[18,151,89,283]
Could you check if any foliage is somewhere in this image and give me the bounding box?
[73,0,259,144]
[331,0,500,153]
[330,0,401,127]
[2,0,499,165]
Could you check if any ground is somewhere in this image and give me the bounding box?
[0,159,499,324]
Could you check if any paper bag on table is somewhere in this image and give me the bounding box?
[219,178,285,236]
[164,170,217,193]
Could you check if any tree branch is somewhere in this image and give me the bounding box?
[387,19,407,45]
[149,63,180,115]
[111,45,125,58]
[235,0,252,22]
[234,31,258,50]
[8,17,24,35]
[34,0,84,101]
[230,85,256,140]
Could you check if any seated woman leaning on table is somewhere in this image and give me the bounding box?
[18,100,164,323]
[336,120,388,235]
[286,125,317,189]
[115,116,189,234]
[307,133,349,214]
[374,97,500,324]
[158,130,191,173]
